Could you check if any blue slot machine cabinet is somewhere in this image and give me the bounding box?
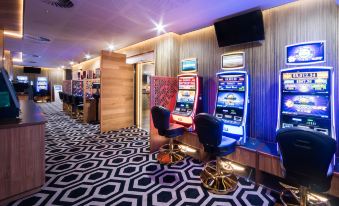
[277,67,336,139]
[214,52,249,145]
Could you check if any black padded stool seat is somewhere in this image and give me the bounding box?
[194,113,238,194]
[151,106,185,164]
[276,127,336,206]
[162,123,184,138]
[59,92,64,101]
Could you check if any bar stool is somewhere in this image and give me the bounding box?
[59,92,64,102]
[65,94,73,115]
[276,128,336,206]
[194,113,238,194]
[151,106,186,164]
[76,96,84,120]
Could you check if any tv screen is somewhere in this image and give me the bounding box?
[214,10,265,47]
[24,67,41,74]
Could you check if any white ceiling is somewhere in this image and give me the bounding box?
[5,0,296,68]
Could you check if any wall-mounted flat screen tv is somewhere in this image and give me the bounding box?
[214,10,265,47]
[24,67,41,74]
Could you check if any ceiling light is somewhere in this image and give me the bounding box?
[69,61,75,65]
[108,44,114,51]
[4,0,24,39]
[61,65,65,69]
[155,22,166,34]
[13,58,23,63]
[4,31,23,38]
[85,54,91,60]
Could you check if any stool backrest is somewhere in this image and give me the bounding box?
[151,106,170,132]
[194,113,223,147]
[59,92,64,101]
[276,128,336,190]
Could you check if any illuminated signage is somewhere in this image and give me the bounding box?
[181,58,197,73]
[286,41,326,65]
[221,52,245,70]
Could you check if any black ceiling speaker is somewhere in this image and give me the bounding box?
[42,0,74,8]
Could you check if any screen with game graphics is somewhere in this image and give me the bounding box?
[215,74,246,126]
[174,76,196,115]
[280,68,332,135]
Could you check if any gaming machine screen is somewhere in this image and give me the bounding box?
[215,91,245,125]
[218,74,245,92]
[174,76,196,115]
[174,90,196,113]
[281,94,329,118]
[282,70,329,93]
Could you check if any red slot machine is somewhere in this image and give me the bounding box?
[172,58,203,131]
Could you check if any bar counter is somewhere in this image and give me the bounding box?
[0,100,46,205]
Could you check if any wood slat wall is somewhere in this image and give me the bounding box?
[100,51,134,132]
[116,0,339,146]
[179,0,339,143]
[0,30,3,68]
[117,32,181,77]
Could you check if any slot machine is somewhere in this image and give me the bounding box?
[172,58,203,131]
[277,67,336,139]
[214,52,249,145]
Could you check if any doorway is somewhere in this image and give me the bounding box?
[136,62,155,132]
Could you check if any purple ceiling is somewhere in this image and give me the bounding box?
[5,0,295,68]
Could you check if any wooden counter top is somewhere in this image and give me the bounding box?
[0,100,46,129]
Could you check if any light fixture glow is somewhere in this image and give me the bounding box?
[69,61,75,65]
[12,51,23,63]
[155,22,166,34]
[13,58,23,63]
[61,65,65,69]
[4,31,23,38]
[221,161,246,172]
[4,0,24,39]
[108,44,114,51]
[85,54,91,60]
[179,145,197,153]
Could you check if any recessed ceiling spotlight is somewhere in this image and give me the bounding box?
[84,54,91,60]
[154,22,166,34]
[108,44,114,51]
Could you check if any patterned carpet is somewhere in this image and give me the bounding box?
[10,102,276,206]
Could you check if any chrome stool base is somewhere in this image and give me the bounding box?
[200,159,238,194]
[157,143,185,165]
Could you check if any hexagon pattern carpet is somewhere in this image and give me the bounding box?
[10,102,276,206]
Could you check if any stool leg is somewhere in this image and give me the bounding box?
[200,157,238,194]
[157,138,185,165]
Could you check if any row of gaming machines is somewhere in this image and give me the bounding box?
[170,41,336,151]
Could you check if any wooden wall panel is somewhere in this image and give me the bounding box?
[0,30,3,68]
[117,32,181,77]
[100,51,134,132]
[179,0,339,144]
[0,124,45,203]
[3,50,13,80]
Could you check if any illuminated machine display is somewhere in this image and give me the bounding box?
[214,52,249,144]
[277,67,335,138]
[215,71,249,144]
[36,77,48,93]
[172,58,202,131]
